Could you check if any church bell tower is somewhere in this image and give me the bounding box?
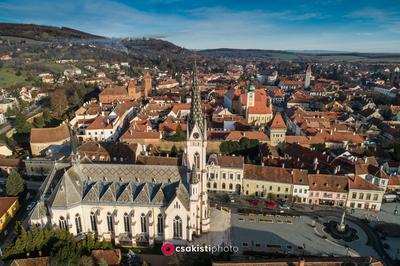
[186,59,210,234]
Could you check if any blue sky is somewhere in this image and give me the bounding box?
[1,0,400,52]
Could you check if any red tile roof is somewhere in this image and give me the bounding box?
[30,124,70,143]
[121,130,161,140]
[270,112,286,129]
[208,155,244,168]
[244,165,293,184]
[86,116,114,130]
[170,103,190,115]
[159,123,187,133]
[348,175,383,191]
[226,131,269,141]
[388,175,400,187]
[308,174,348,193]
[242,90,272,115]
[0,197,18,218]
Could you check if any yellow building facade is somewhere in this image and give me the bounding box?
[243,165,293,201]
[0,197,19,233]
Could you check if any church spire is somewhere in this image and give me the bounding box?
[188,58,205,136]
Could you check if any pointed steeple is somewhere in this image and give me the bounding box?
[188,58,205,136]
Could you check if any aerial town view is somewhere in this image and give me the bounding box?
[0,0,400,266]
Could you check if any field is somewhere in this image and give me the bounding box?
[0,67,32,88]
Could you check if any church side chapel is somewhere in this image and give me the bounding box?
[30,63,210,246]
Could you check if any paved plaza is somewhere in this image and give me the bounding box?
[229,212,378,258]
[193,203,400,262]
[193,207,232,246]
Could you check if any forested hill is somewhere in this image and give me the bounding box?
[0,23,105,41]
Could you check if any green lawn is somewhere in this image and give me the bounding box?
[0,68,31,88]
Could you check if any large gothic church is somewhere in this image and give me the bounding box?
[30,64,210,246]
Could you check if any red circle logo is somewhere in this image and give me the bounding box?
[161,242,175,256]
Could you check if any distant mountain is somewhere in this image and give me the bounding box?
[286,50,350,54]
[0,23,105,41]
[199,48,300,60]
[199,48,400,62]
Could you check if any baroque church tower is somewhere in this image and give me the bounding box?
[185,60,210,235]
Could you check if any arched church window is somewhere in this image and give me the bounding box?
[59,216,68,231]
[90,212,97,233]
[107,212,114,233]
[141,213,147,233]
[157,214,164,234]
[173,216,182,239]
[123,213,130,233]
[75,214,82,234]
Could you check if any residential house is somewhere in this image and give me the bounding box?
[292,169,309,203]
[77,141,142,163]
[346,175,384,211]
[355,162,389,191]
[206,154,244,193]
[0,157,21,174]
[307,174,348,206]
[243,165,293,201]
[30,124,71,156]
[0,197,19,233]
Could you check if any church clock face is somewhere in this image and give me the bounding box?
[193,132,199,139]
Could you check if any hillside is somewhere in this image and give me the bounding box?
[200,48,400,63]
[0,23,104,41]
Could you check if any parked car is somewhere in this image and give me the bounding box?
[383,193,397,203]
[279,204,291,210]
[26,202,36,211]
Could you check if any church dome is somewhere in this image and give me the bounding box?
[248,84,255,92]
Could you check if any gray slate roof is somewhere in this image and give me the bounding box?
[46,162,190,210]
